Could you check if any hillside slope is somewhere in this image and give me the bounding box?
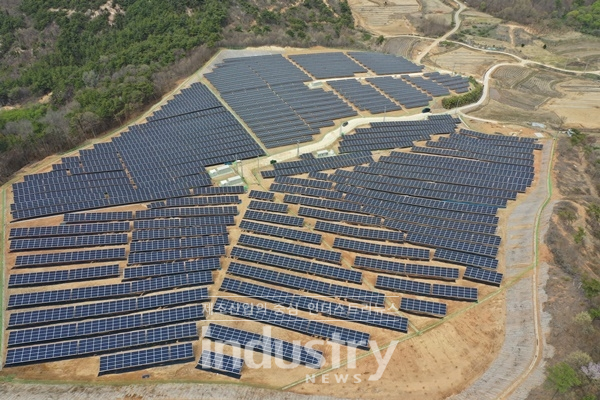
[0,0,361,183]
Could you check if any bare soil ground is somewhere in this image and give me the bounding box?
[474,65,600,131]
[348,0,420,36]
[425,46,513,77]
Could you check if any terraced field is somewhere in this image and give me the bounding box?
[348,0,419,35]
[516,73,562,98]
[492,65,531,88]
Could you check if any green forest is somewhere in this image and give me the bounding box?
[0,0,359,182]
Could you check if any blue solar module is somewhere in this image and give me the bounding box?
[158,196,241,207]
[288,52,367,79]
[400,297,447,318]
[135,206,238,219]
[432,284,478,302]
[99,343,194,375]
[127,245,226,265]
[239,220,322,245]
[433,248,498,270]
[248,190,275,201]
[220,277,407,332]
[298,206,380,227]
[237,234,341,264]
[129,234,229,253]
[230,246,360,283]
[9,222,131,239]
[15,248,126,268]
[8,288,209,328]
[463,266,503,286]
[213,298,371,349]
[375,275,432,296]
[64,212,133,223]
[4,323,198,367]
[204,324,324,368]
[8,265,120,288]
[314,221,404,243]
[333,237,430,260]
[226,261,379,305]
[353,256,459,281]
[243,210,304,227]
[197,350,244,378]
[131,225,227,241]
[347,52,423,74]
[248,200,288,213]
[123,258,220,280]
[10,234,129,252]
[8,305,205,347]
[133,216,236,229]
[8,271,213,308]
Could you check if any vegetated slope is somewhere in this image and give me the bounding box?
[465,0,600,34]
[0,0,360,183]
[535,131,600,399]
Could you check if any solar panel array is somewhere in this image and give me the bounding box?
[123,258,221,280]
[261,152,374,178]
[226,261,381,306]
[197,349,244,378]
[367,77,432,109]
[5,322,198,367]
[9,222,130,239]
[205,54,356,148]
[353,256,459,281]
[10,234,128,252]
[8,271,213,308]
[334,237,430,260]
[423,72,470,93]
[347,52,423,75]
[376,275,478,302]
[288,52,367,79]
[214,298,371,349]
[248,190,275,201]
[238,234,341,264]
[11,83,263,220]
[315,221,404,243]
[9,265,120,288]
[239,220,322,245]
[5,52,544,376]
[400,298,447,318]
[463,266,503,286]
[220,277,407,333]
[230,246,360,283]
[150,195,241,208]
[338,115,458,153]
[99,342,194,375]
[328,79,401,114]
[248,200,289,213]
[8,288,209,328]
[243,210,304,227]
[403,75,450,97]
[204,323,324,368]
[8,305,205,347]
[15,248,126,268]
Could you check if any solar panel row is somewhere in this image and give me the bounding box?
[8,288,209,328]
[227,261,381,306]
[220,277,407,333]
[5,323,198,367]
[214,298,370,349]
[230,246,361,283]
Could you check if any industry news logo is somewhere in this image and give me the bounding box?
[201,301,399,382]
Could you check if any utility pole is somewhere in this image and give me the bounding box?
[383,105,387,122]
[296,140,300,157]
